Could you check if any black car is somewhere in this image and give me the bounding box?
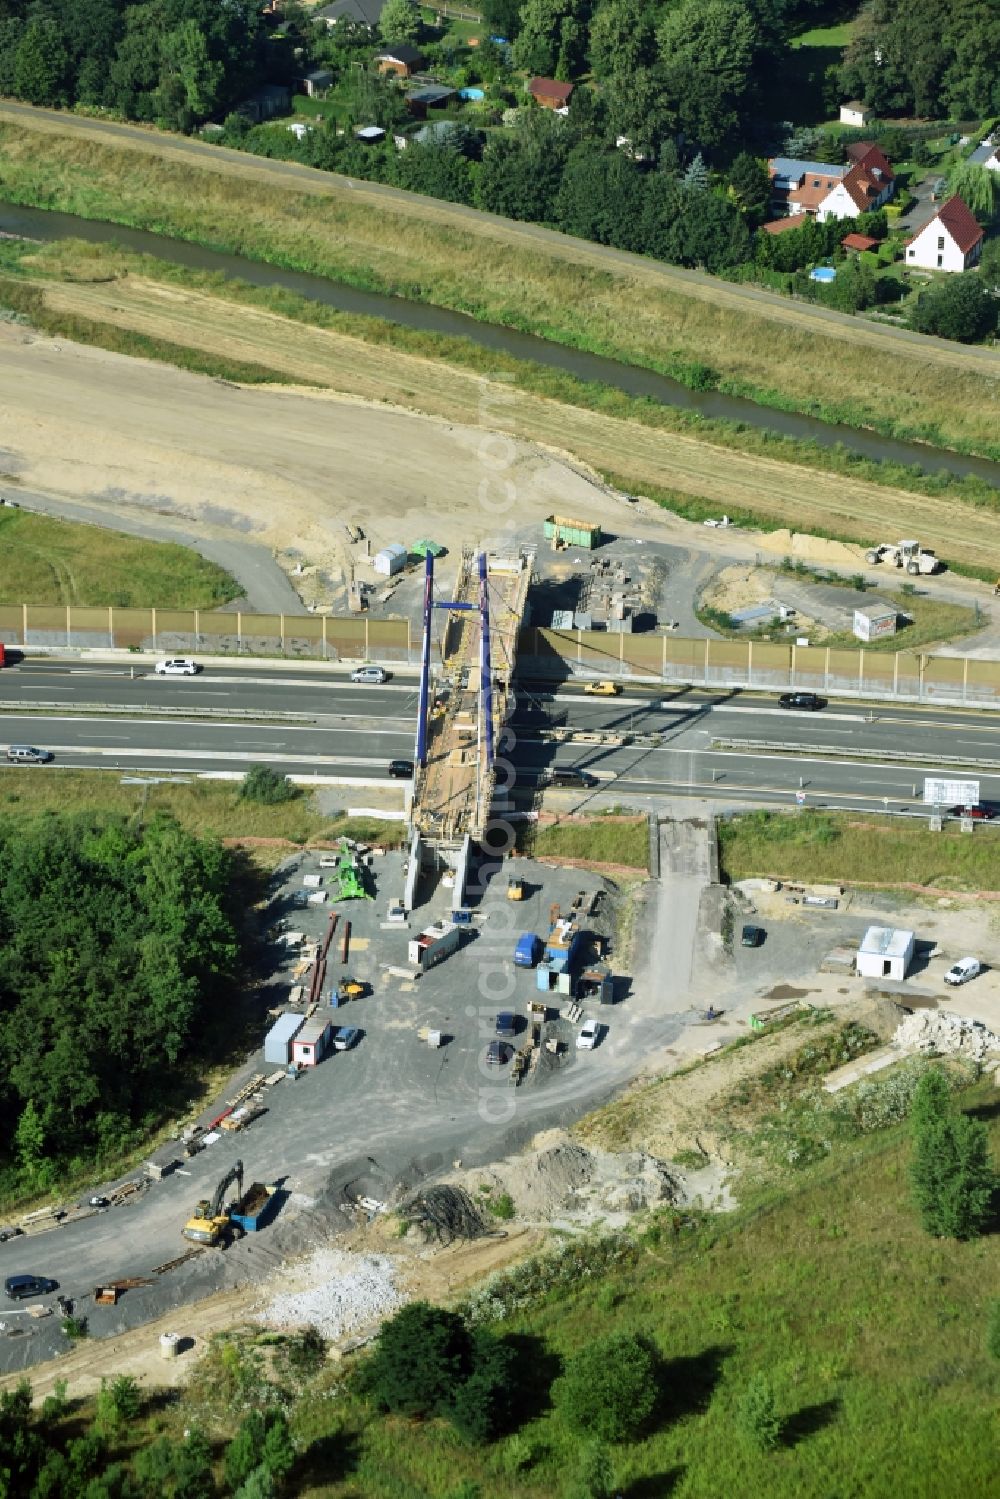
[5,1274,58,1300]
[741,924,765,948]
[388,760,414,779]
[546,768,596,788]
[495,1011,518,1039]
[778,692,825,711]
[485,1040,514,1067]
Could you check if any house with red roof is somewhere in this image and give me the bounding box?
[528,77,573,111]
[905,196,984,272]
[816,143,894,222]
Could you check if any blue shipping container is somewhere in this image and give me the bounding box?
[515,933,542,967]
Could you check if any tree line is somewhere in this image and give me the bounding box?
[0,0,268,132]
[0,812,240,1198]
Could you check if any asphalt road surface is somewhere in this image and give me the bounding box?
[1,659,999,813]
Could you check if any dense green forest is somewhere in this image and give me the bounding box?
[0,813,239,1197]
[0,0,269,131]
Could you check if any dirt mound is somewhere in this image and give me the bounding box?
[753,528,865,568]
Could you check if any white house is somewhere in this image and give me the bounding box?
[857,926,915,981]
[985,148,1000,173]
[839,102,871,127]
[906,195,984,272]
[816,143,895,223]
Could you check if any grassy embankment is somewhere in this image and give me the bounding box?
[0,506,238,607]
[22,1065,998,1495]
[1,116,999,465]
[532,815,649,869]
[720,809,1000,892]
[3,237,1000,580]
[0,770,405,850]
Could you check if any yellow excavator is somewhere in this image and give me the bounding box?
[182,1160,244,1247]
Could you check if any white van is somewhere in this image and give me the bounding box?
[351,666,388,684]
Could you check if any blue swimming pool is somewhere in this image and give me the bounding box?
[810,266,837,282]
[459,87,485,100]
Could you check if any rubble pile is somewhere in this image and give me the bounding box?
[893,1010,1000,1063]
[259,1248,404,1340]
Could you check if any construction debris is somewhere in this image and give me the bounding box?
[893,1009,1000,1063]
[258,1248,404,1341]
[399,1185,495,1244]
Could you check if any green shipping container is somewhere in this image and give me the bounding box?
[543,514,602,549]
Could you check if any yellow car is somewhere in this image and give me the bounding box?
[584,680,621,696]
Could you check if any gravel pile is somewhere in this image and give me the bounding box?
[258,1248,404,1341]
[893,1009,1000,1063]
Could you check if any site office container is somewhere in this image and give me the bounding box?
[407,920,460,971]
[291,1014,334,1067]
[263,1012,305,1066]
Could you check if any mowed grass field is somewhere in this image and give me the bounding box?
[0,506,237,607]
[532,815,649,868]
[6,247,1000,574]
[1,111,999,459]
[719,809,1000,891]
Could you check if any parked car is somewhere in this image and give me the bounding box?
[944,957,981,986]
[0,1226,24,1243]
[484,1040,514,1067]
[741,924,765,948]
[5,1274,58,1300]
[155,657,200,676]
[495,1011,518,1039]
[6,745,53,764]
[778,692,825,711]
[351,666,388,684]
[332,1026,362,1051]
[388,759,414,779]
[951,804,994,821]
[576,1018,603,1050]
[545,768,597,788]
[584,680,621,696]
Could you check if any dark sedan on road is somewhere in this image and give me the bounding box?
[778,692,826,711]
[545,768,597,788]
[388,760,414,779]
[5,1274,58,1300]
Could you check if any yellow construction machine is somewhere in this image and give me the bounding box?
[182,1160,244,1247]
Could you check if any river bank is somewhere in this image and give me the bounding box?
[0,107,998,468]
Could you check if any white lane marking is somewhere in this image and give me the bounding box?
[0,713,409,735]
[713,705,866,723]
[56,747,388,766]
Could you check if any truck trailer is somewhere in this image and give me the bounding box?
[229,1181,277,1234]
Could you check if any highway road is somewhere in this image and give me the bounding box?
[1,659,1000,813]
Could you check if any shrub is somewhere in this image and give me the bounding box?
[365,1302,514,1441]
[488,1192,515,1220]
[737,1372,782,1450]
[553,1333,658,1443]
[239,765,300,804]
[910,1069,995,1240]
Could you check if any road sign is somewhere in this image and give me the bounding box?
[795,790,806,806]
[922,777,979,807]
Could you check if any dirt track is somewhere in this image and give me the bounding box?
[10,274,1000,574]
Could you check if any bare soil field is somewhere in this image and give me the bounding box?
[6,273,1000,577]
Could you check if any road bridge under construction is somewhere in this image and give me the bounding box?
[404,545,533,907]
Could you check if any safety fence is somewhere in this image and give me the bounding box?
[2,607,1000,708]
